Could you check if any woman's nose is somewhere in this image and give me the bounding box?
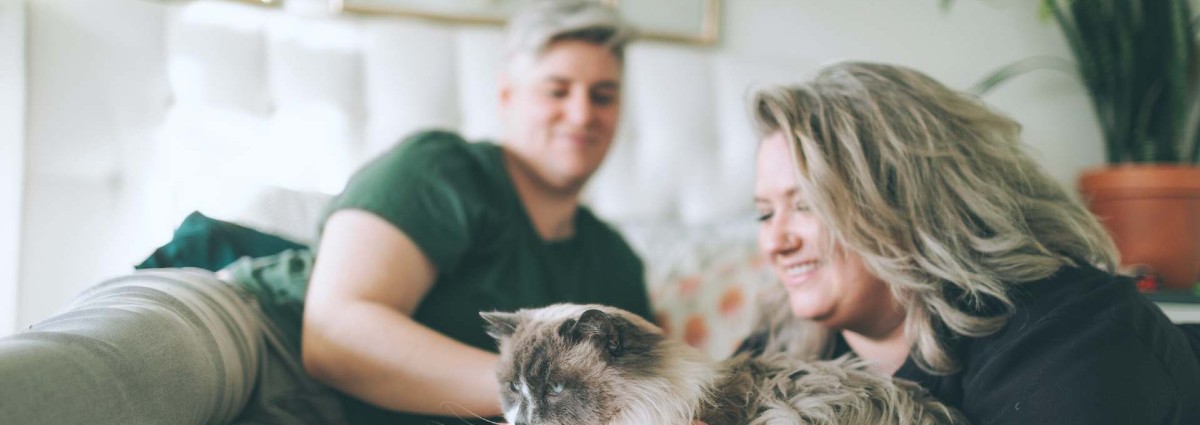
[763,216,799,254]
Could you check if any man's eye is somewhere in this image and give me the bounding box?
[591,93,616,106]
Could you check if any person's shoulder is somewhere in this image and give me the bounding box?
[973,264,1181,362]
[958,265,1200,423]
[960,312,1200,424]
[351,129,503,188]
[997,264,1146,336]
[383,129,495,165]
[324,129,507,233]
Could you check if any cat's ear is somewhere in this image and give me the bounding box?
[481,311,520,340]
[560,309,629,358]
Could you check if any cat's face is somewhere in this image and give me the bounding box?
[482,304,665,425]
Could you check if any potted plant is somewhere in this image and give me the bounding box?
[968,0,1200,290]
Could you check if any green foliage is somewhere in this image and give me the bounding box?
[968,0,1200,164]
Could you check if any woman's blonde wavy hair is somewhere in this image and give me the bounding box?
[750,62,1119,374]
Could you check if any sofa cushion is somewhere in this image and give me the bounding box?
[617,219,777,358]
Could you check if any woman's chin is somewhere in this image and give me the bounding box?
[787,297,829,321]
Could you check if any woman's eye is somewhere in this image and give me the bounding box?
[794,202,811,212]
[756,211,773,222]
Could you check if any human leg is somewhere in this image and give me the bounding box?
[229,298,349,425]
[0,269,263,425]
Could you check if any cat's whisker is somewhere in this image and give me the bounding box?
[439,400,504,425]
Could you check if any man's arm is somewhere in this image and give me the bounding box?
[301,209,502,417]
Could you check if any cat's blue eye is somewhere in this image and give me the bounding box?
[508,382,520,392]
[549,382,564,396]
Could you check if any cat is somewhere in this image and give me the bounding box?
[481,303,966,425]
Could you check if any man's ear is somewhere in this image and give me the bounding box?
[498,72,514,110]
[481,311,520,341]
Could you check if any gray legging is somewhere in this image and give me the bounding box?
[0,268,348,425]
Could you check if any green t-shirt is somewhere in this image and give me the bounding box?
[226,130,651,424]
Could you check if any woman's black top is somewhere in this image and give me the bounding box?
[741,265,1200,424]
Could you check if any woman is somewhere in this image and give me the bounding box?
[747,62,1200,424]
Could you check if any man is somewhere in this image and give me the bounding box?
[0,2,649,425]
[278,1,650,423]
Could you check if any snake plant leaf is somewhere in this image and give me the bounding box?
[964,0,1200,164]
[969,56,1076,95]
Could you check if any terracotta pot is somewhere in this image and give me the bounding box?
[1078,165,1200,290]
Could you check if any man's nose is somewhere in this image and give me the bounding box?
[565,92,594,124]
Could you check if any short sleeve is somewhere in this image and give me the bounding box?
[321,131,497,274]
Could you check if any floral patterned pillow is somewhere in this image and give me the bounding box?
[616,220,779,359]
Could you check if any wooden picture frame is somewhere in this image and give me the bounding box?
[230,0,282,6]
[331,0,720,45]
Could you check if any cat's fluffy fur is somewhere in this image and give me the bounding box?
[482,303,966,425]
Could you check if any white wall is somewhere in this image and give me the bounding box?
[1,0,25,335]
[721,0,1102,185]
[12,0,1104,332]
[19,0,170,330]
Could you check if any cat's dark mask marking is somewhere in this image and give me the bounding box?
[557,308,660,360]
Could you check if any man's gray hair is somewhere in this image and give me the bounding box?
[504,0,634,77]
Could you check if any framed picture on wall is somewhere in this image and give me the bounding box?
[611,0,719,44]
[331,0,721,45]
[232,0,282,6]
